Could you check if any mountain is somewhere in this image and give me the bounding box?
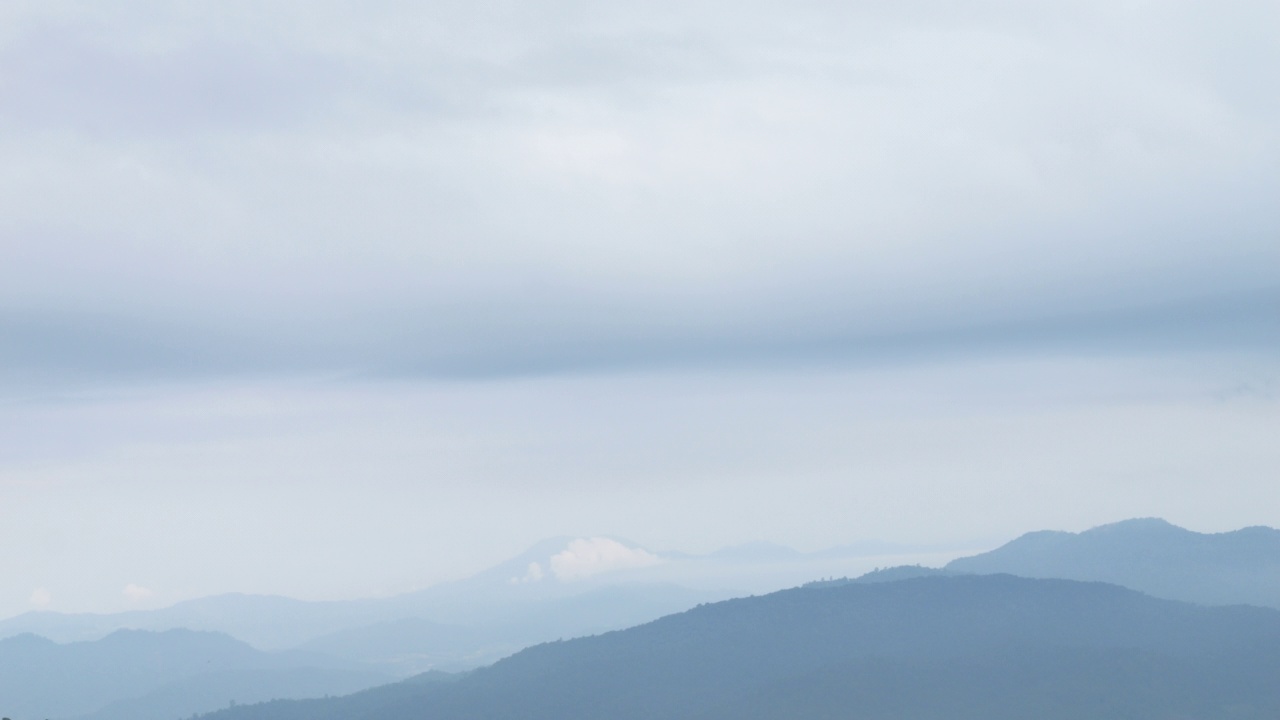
[0,537,714,656]
[293,618,496,673]
[0,629,389,720]
[0,534,954,674]
[810,564,953,586]
[294,582,709,674]
[198,574,1280,720]
[946,518,1280,608]
[77,666,390,720]
[0,594,387,650]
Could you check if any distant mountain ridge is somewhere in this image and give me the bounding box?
[12,518,1278,720]
[1,594,383,650]
[0,536,714,651]
[198,574,1280,720]
[0,628,388,720]
[0,534,957,654]
[946,517,1280,608]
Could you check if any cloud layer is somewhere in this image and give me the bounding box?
[549,538,663,580]
[1,0,1276,383]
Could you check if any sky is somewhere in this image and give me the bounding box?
[0,0,1277,619]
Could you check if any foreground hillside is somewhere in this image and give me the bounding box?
[202,574,1280,720]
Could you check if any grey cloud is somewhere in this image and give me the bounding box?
[0,28,358,136]
[2,282,1274,389]
[0,0,1277,387]
[0,4,739,138]
[0,310,263,383]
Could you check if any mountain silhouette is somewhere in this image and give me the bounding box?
[0,536,712,655]
[0,628,387,720]
[946,518,1280,608]
[198,574,1280,720]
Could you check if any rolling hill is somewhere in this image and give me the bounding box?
[197,574,1280,720]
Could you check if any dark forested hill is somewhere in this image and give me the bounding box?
[199,574,1280,720]
[946,518,1280,608]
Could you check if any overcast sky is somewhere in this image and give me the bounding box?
[1,0,1277,618]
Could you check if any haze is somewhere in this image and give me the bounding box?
[1,0,1277,619]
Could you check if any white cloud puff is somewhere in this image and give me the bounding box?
[509,561,545,584]
[549,537,662,581]
[122,583,154,602]
[29,587,52,608]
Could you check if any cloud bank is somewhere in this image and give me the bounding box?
[549,538,663,580]
[122,583,154,603]
[0,0,1276,384]
[28,587,52,609]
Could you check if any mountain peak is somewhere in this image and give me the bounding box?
[459,536,665,588]
[945,519,1280,608]
[1084,518,1183,535]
